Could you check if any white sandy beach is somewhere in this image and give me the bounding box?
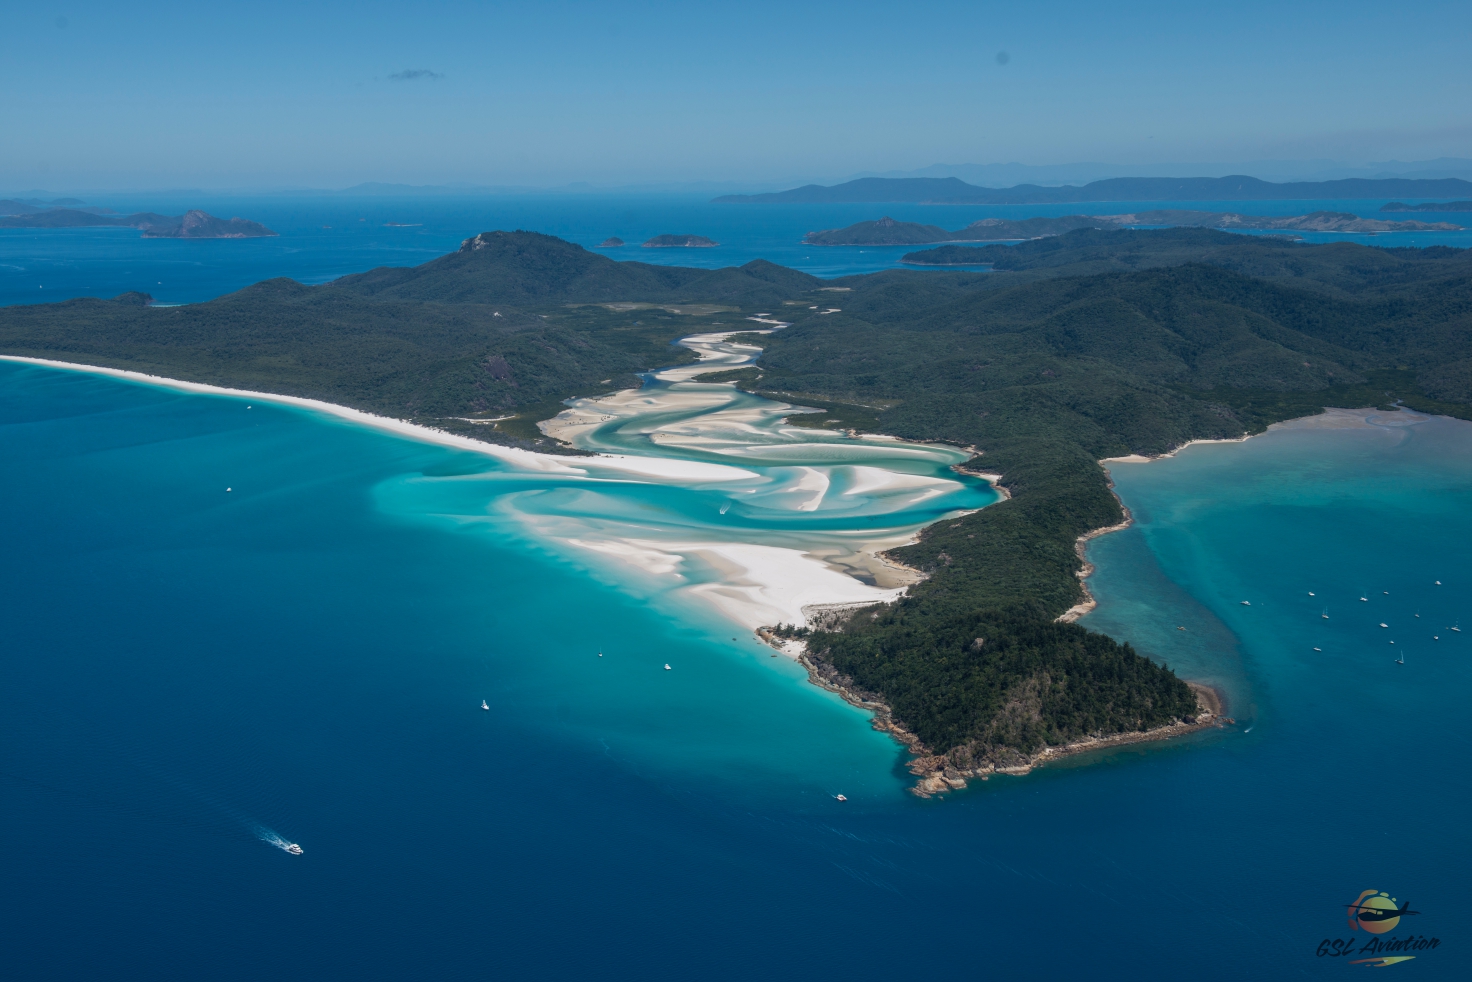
[4,346,985,650]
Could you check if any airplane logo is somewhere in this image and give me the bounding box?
[1346,889,1418,935]
[1347,900,1419,924]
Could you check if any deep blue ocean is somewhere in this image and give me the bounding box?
[3,199,1471,978]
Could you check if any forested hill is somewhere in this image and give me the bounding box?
[692,232,1472,769]
[334,230,816,306]
[4,228,1471,772]
[0,231,826,451]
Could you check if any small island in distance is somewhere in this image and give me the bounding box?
[598,237,625,247]
[1382,200,1472,212]
[0,205,277,238]
[643,234,718,248]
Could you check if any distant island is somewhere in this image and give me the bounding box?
[805,215,1111,245]
[598,237,625,247]
[808,209,1462,247]
[804,216,952,245]
[1382,200,1472,212]
[0,197,103,216]
[1107,209,1460,233]
[716,174,1472,205]
[0,207,277,238]
[643,234,718,248]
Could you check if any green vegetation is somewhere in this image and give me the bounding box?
[816,210,1461,251]
[901,245,997,266]
[642,234,718,248]
[804,214,1111,246]
[803,217,952,246]
[5,226,1471,768]
[0,231,822,452]
[707,229,1472,765]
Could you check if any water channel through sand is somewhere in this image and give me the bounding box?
[511,317,1000,634]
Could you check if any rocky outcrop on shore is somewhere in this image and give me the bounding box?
[777,634,1231,797]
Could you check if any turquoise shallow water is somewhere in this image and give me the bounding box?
[3,358,1470,979]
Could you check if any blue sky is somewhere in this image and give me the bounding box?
[4,0,1470,190]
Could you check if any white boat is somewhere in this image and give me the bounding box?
[1453,623,1462,633]
[481,700,489,711]
[834,794,847,801]
[1322,608,1329,619]
[285,843,304,855]
[1240,600,1251,606]
[1313,647,1321,651]
[1360,596,1368,602]
[664,663,671,670]
[1436,580,1442,585]
[1380,623,1388,628]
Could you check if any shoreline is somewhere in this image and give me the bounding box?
[0,352,959,646]
[785,637,1231,797]
[1066,424,1309,621]
[1077,406,1432,615]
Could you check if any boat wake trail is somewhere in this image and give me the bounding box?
[253,825,304,855]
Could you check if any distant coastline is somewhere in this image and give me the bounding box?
[0,206,277,238]
[643,234,718,248]
[716,174,1472,205]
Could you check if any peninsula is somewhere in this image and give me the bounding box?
[0,207,277,238]
[5,227,1470,783]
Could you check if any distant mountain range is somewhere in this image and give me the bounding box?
[717,175,1472,205]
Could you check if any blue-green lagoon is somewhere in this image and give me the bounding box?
[3,350,1469,978]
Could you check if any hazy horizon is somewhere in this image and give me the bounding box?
[5,0,1470,192]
